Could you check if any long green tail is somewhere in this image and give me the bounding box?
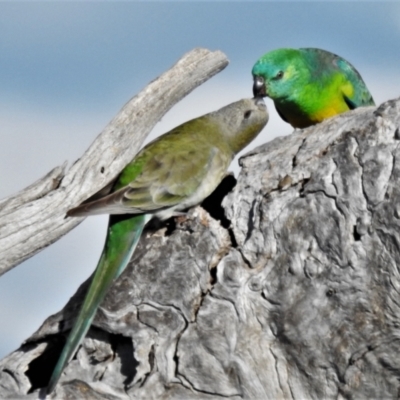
[47,214,148,394]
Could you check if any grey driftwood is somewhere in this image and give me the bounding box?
[0,47,229,277]
[1,86,400,397]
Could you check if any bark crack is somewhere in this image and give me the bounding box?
[292,137,307,169]
[269,347,293,400]
[351,136,371,209]
[209,292,240,320]
[176,373,243,398]
[383,143,399,200]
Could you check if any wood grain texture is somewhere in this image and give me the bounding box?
[0,48,229,276]
[2,97,400,399]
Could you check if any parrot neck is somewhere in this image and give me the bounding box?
[227,122,266,155]
[275,99,315,128]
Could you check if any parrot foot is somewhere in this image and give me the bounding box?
[173,212,190,225]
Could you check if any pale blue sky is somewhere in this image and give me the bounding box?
[1,2,400,359]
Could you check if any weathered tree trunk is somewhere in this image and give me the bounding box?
[1,73,400,398]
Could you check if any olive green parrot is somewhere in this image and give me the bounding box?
[46,97,269,394]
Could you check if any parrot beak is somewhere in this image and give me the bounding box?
[253,97,266,108]
[253,76,267,97]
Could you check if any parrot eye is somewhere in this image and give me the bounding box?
[244,110,252,119]
[275,71,284,80]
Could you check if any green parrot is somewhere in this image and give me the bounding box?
[252,47,375,128]
[46,97,268,394]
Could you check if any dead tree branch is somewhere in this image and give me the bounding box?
[0,48,229,276]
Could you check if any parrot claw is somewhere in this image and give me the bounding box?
[173,211,190,225]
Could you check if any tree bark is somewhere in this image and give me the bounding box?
[0,47,229,276]
[1,92,400,397]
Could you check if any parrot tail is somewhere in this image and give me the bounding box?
[46,213,149,394]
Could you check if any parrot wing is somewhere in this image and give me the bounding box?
[301,48,375,109]
[68,136,227,217]
[335,57,375,108]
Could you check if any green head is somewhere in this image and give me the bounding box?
[252,48,310,101]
